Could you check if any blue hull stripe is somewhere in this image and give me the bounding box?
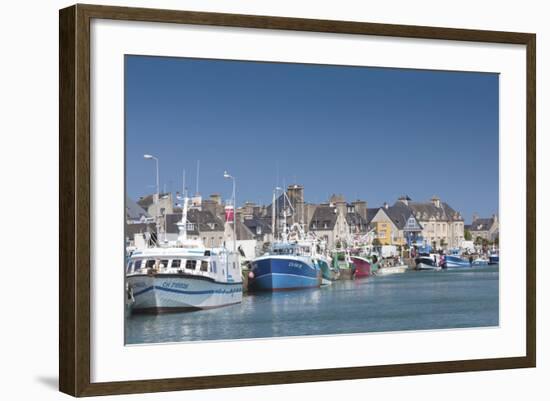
[133,285,242,297]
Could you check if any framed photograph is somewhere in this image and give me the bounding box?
[59,4,536,397]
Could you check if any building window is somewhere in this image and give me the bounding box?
[256,226,262,235]
[186,223,195,231]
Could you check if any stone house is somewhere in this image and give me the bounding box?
[369,201,423,246]
[308,203,350,249]
[467,214,499,241]
[164,209,225,247]
[402,195,464,249]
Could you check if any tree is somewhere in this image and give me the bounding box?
[440,238,447,248]
[494,235,499,246]
[474,236,483,246]
[464,229,472,241]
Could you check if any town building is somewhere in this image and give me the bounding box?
[368,200,423,246]
[402,195,465,249]
[466,214,499,241]
[164,209,225,247]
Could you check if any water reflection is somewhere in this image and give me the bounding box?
[126,267,499,344]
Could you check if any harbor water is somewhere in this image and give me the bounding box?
[125,266,499,345]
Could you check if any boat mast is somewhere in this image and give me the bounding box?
[177,170,188,243]
[272,189,276,242]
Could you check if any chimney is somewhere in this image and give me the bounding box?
[398,195,410,206]
[472,213,479,223]
[383,202,389,210]
[209,193,222,205]
[492,213,498,223]
[352,200,368,220]
[287,184,305,223]
[431,196,441,208]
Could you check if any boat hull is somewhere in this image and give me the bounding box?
[376,265,408,275]
[350,256,371,278]
[249,256,321,291]
[127,274,242,313]
[489,255,499,265]
[444,256,471,268]
[416,262,441,271]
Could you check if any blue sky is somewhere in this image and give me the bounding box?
[125,56,499,224]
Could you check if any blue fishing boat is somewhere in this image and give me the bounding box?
[489,250,499,265]
[249,241,321,291]
[443,255,471,268]
[248,190,322,292]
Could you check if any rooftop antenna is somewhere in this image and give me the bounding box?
[195,160,200,196]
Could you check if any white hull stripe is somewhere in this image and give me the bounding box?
[253,272,319,281]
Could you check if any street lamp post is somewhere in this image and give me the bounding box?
[224,171,236,252]
[144,154,160,243]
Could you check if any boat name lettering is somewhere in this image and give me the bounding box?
[162,281,189,289]
[288,262,302,268]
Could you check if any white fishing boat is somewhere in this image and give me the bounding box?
[415,254,443,271]
[126,196,242,313]
[376,265,408,275]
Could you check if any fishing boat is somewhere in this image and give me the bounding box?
[489,252,500,265]
[332,250,356,279]
[472,257,489,266]
[248,234,322,291]
[415,254,442,271]
[376,255,407,275]
[376,265,408,275]
[126,197,242,313]
[443,255,471,268]
[350,255,371,278]
[248,190,322,291]
[315,255,340,283]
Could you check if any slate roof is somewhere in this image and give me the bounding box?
[386,201,421,230]
[243,216,273,240]
[137,192,171,210]
[470,218,494,232]
[365,208,380,225]
[309,205,338,230]
[125,222,155,237]
[126,196,150,221]
[165,209,224,235]
[345,212,368,231]
[408,200,463,222]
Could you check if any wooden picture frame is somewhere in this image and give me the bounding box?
[59,3,536,397]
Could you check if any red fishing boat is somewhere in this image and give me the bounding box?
[350,256,371,278]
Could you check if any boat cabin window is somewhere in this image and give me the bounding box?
[211,261,217,273]
[133,260,142,271]
[200,261,208,272]
[126,262,132,273]
[186,260,197,270]
[159,259,169,269]
[171,259,181,268]
[145,260,155,269]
